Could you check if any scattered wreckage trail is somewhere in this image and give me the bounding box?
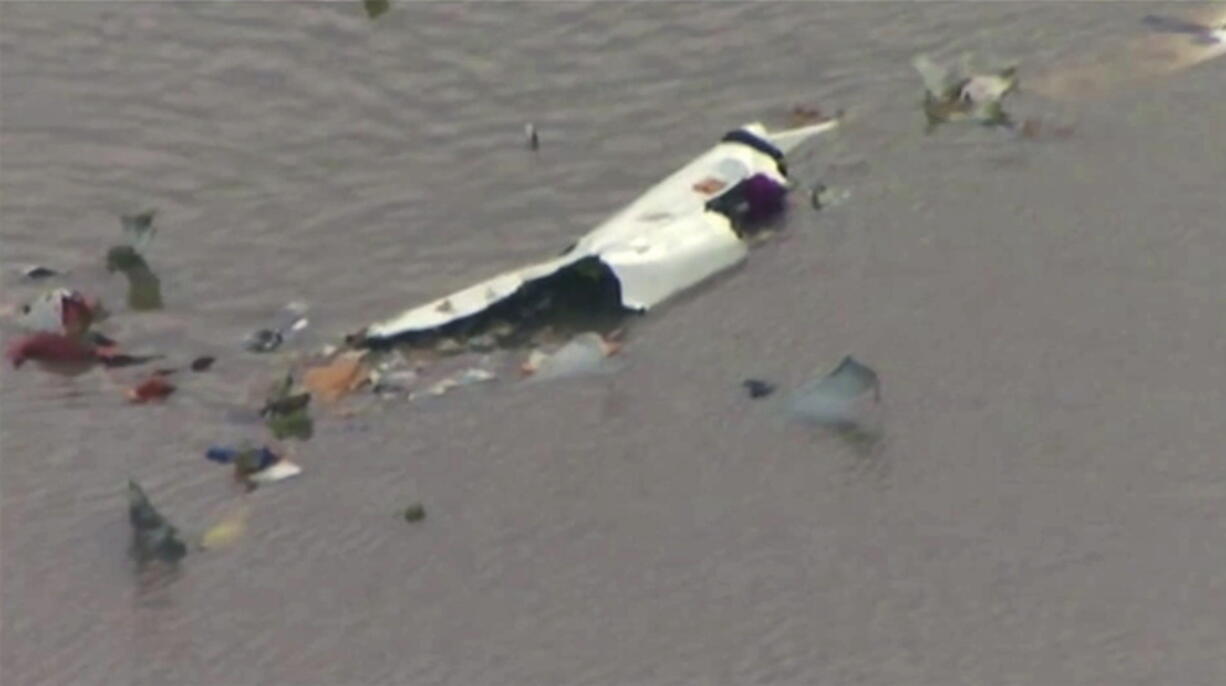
[1026,8,1226,102]
[352,119,839,349]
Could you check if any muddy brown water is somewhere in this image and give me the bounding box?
[3,3,1225,684]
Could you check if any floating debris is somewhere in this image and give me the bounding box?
[809,183,828,210]
[418,367,496,398]
[128,480,187,566]
[200,504,249,551]
[370,363,418,394]
[126,375,176,403]
[243,303,310,353]
[303,351,369,403]
[243,328,282,353]
[206,443,302,485]
[261,392,311,418]
[789,355,881,432]
[15,288,100,336]
[811,184,852,210]
[742,379,776,399]
[6,324,158,372]
[20,265,59,280]
[190,355,216,372]
[787,105,837,127]
[912,53,1018,133]
[261,373,314,440]
[7,331,100,370]
[522,332,621,381]
[403,503,426,523]
[363,0,390,20]
[106,246,163,311]
[265,403,313,441]
[121,210,157,252]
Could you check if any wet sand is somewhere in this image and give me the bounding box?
[3,3,1225,684]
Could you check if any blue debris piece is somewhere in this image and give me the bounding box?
[205,445,278,472]
[205,446,239,464]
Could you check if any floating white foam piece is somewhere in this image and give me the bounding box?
[248,459,302,484]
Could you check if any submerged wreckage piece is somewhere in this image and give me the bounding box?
[789,355,881,430]
[128,480,188,566]
[522,332,621,382]
[913,53,1018,132]
[353,119,839,348]
[106,246,164,312]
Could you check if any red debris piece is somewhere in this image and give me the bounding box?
[6,332,99,368]
[126,375,176,403]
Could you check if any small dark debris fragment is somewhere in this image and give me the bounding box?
[260,391,310,418]
[99,353,164,368]
[810,183,828,210]
[364,0,389,20]
[526,123,539,150]
[105,245,163,311]
[22,266,59,280]
[190,356,216,372]
[403,503,426,523]
[244,328,283,353]
[127,480,187,565]
[742,379,776,399]
[267,409,313,441]
[260,372,314,440]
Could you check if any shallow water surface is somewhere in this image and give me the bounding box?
[3,3,1225,684]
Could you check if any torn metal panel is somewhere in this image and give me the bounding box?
[789,355,882,435]
[361,119,838,345]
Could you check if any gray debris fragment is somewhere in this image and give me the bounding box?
[913,53,1018,131]
[127,480,187,566]
[523,332,620,382]
[789,355,881,430]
